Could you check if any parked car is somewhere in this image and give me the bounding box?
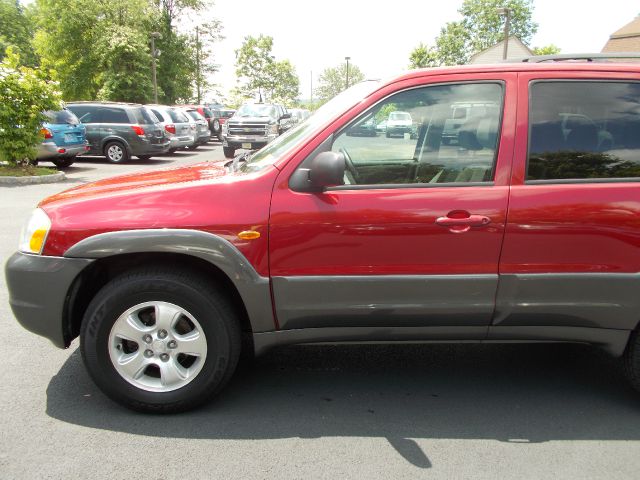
[210,108,235,141]
[221,103,289,158]
[345,117,377,137]
[181,104,214,135]
[176,107,210,149]
[288,108,311,126]
[66,102,170,163]
[8,55,640,413]
[385,111,414,138]
[376,119,387,133]
[36,108,89,168]
[146,105,195,153]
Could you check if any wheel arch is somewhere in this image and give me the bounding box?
[63,229,274,346]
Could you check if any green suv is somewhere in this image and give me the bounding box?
[66,102,170,163]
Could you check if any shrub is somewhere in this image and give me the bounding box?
[0,49,61,167]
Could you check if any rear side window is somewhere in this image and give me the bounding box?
[67,105,98,123]
[528,81,640,181]
[168,108,188,123]
[187,110,204,121]
[45,109,80,125]
[133,107,158,124]
[150,109,165,122]
[100,107,129,124]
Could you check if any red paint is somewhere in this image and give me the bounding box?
[30,63,640,332]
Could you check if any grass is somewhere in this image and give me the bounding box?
[0,164,58,177]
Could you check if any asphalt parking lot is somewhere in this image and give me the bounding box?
[1,142,639,479]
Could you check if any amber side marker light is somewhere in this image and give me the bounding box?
[237,230,260,240]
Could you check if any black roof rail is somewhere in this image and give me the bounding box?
[66,100,142,106]
[516,53,640,63]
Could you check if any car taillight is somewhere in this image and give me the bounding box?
[165,124,176,134]
[131,125,145,136]
[40,128,53,139]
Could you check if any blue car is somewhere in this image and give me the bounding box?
[37,108,89,168]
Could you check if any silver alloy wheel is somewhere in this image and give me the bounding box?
[107,144,124,162]
[108,301,208,392]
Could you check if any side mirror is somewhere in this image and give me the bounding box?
[309,151,345,189]
[282,113,291,119]
[290,151,345,192]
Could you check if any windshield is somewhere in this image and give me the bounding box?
[235,104,277,118]
[45,109,80,125]
[240,80,381,173]
[389,112,411,121]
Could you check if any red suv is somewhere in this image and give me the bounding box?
[6,56,640,412]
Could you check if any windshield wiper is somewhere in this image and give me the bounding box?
[225,152,251,172]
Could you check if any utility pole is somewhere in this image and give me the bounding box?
[345,56,351,89]
[498,8,511,60]
[150,32,161,104]
[195,26,201,104]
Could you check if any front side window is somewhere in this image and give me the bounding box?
[528,81,640,181]
[331,82,503,186]
[67,105,97,123]
[45,109,80,125]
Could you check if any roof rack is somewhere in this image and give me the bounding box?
[518,53,640,63]
[66,100,142,105]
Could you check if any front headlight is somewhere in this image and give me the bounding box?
[19,208,51,255]
[268,123,278,135]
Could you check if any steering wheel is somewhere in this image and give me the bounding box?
[339,147,360,184]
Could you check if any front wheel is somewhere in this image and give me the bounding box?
[223,146,235,158]
[187,144,199,150]
[80,268,241,413]
[137,155,152,161]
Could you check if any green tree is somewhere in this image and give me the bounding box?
[234,35,300,105]
[0,49,61,167]
[0,0,38,67]
[532,44,561,56]
[33,0,158,102]
[314,62,365,102]
[409,0,538,66]
[408,42,438,69]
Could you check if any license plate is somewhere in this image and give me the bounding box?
[242,142,252,149]
[64,133,76,142]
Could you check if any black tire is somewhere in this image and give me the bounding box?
[52,156,75,168]
[137,155,152,161]
[385,131,391,138]
[80,268,241,413]
[217,132,223,142]
[223,146,235,159]
[187,144,199,150]
[624,331,640,394]
[168,148,177,154]
[104,141,130,163]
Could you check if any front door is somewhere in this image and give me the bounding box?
[269,78,516,333]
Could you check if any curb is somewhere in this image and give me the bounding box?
[0,171,66,185]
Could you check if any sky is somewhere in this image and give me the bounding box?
[187,0,639,103]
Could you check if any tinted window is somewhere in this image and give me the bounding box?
[528,81,640,181]
[133,107,158,124]
[202,107,212,119]
[331,82,503,186]
[100,107,129,124]
[67,105,98,123]
[45,109,80,125]
[167,108,188,123]
[187,110,205,121]
[150,109,165,122]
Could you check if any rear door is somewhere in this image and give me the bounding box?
[67,105,101,152]
[495,72,640,333]
[269,74,517,333]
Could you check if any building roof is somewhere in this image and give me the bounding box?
[470,36,533,64]
[602,16,640,53]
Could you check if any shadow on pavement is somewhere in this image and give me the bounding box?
[46,343,640,468]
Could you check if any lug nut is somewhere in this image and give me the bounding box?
[158,329,168,339]
[160,353,170,362]
[144,349,154,358]
[142,334,152,344]
[168,340,177,349]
